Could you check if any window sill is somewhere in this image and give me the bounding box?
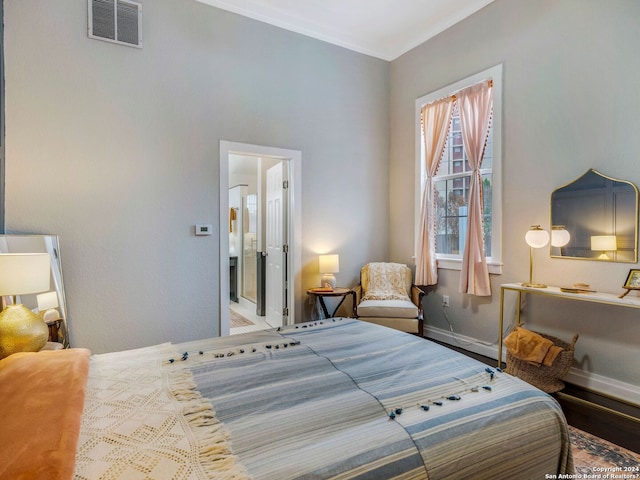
[437,257,503,275]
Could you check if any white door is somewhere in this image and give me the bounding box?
[265,162,288,327]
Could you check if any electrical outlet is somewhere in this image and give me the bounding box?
[442,295,450,307]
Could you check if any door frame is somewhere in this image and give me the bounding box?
[219,141,301,336]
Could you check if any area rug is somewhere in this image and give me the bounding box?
[230,309,254,328]
[569,425,640,475]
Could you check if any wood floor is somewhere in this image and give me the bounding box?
[429,339,640,454]
[555,385,640,454]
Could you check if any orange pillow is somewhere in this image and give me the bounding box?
[0,348,91,480]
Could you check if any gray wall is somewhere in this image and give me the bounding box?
[4,0,389,353]
[390,0,640,398]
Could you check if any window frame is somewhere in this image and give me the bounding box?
[414,64,503,274]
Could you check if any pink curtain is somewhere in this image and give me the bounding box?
[457,81,493,296]
[415,97,454,285]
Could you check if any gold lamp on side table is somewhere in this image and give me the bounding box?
[0,253,51,359]
[523,225,550,288]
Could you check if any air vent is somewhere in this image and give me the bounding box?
[88,0,142,48]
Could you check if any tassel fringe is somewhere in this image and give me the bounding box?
[167,362,251,480]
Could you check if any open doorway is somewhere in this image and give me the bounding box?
[228,157,286,332]
[219,141,301,337]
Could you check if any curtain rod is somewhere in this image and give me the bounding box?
[426,78,493,106]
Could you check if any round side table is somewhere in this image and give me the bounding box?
[307,287,355,318]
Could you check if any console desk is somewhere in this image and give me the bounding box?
[498,283,640,367]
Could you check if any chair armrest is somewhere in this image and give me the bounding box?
[411,285,426,317]
[353,285,363,317]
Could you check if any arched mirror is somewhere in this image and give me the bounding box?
[0,235,70,347]
[551,169,639,262]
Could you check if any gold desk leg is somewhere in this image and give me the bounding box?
[498,287,505,367]
[498,287,522,368]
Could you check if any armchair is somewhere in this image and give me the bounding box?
[353,262,425,335]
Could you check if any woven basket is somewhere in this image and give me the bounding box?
[505,331,579,393]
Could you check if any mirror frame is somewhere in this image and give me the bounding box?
[550,169,639,262]
[0,234,70,347]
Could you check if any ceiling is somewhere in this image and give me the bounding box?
[196,0,494,61]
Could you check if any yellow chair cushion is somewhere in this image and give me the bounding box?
[357,299,418,318]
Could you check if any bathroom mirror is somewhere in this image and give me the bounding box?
[551,169,638,262]
[0,235,70,346]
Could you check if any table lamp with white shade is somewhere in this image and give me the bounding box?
[318,254,339,289]
[37,290,60,323]
[0,253,51,359]
[591,235,617,260]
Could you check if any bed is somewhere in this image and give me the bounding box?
[0,318,574,479]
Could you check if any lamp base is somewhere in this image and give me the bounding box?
[42,308,61,323]
[0,304,49,359]
[521,282,547,288]
[321,273,337,289]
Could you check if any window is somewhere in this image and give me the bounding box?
[415,64,502,274]
[435,104,493,257]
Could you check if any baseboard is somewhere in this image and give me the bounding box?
[424,326,499,361]
[424,326,640,406]
[564,368,640,406]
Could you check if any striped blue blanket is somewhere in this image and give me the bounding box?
[180,319,573,479]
